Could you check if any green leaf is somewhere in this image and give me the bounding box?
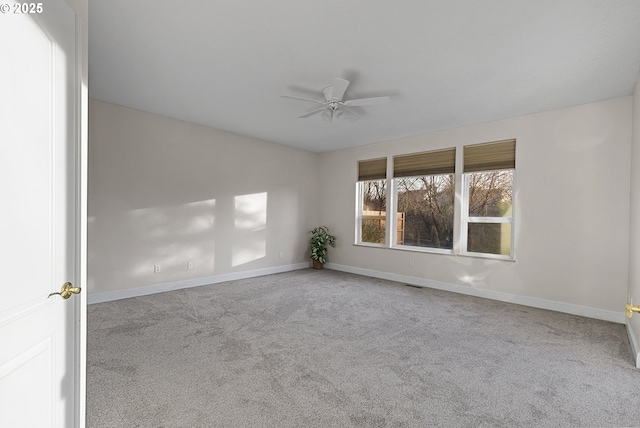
[309,226,336,264]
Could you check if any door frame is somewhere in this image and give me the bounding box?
[73,10,88,428]
[68,1,88,425]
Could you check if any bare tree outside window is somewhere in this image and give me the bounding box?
[466,170,513,256]
[396,174,454,249]
[356,140,515,258]
[360,180,386,244]
[468,170,513,217]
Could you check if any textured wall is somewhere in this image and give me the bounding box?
[88,99,319,294]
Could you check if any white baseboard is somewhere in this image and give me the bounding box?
[325,263,626,324]
[90,260,626,324]
[626,321,640,368]
[88,262,310,304]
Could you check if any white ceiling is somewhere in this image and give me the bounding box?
[89,0,640,153]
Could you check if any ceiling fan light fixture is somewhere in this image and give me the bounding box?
[282,77,390,123]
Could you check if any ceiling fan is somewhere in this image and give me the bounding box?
[282,78,390,122]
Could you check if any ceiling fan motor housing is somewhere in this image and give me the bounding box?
[281,77,390,121]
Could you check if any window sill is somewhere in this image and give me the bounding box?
[353,242,387,249]
[353,242,516,262]
[391,245,454,255]
[458,251,516,262]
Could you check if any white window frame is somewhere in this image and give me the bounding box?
[355,179,388,247]
[460,169,515,260]
[354,148,516,261]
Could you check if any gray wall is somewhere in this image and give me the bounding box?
[319,97,632,319]
[88,95,635,323]
[88,99,319,295]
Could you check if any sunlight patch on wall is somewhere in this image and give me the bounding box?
[185,199,216,233]
[232,240,267,267]
[234,192,267,230]
[232,192,267,267]
[127,198,216,279]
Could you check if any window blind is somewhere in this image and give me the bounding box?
[463,139,516,173]
[393,148,456,178]
[358,158,387,181]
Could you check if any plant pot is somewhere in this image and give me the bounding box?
[312,260,323,270]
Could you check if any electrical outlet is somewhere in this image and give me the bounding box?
[279,251,284,258]
[409,260,414,267]
[187,261,194,269]
[153,265,161,273]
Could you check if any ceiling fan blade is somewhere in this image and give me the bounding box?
[331,78,350,101]
[281,95,325,104]
[343,96,390,107]
[299,107,326,118]
[340,106,360,122]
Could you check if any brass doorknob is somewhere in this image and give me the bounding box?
[627,304,640,318]
[48,282,81,300]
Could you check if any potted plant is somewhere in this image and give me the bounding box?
[309,226,336,269]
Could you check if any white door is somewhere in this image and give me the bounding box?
[0,1,84,427]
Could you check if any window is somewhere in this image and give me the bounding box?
[393,148,456,250]
[354,139,516,259]
[462,140,515,258]
[357,158,387,245]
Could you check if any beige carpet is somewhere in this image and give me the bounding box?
[87,269,640,427]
